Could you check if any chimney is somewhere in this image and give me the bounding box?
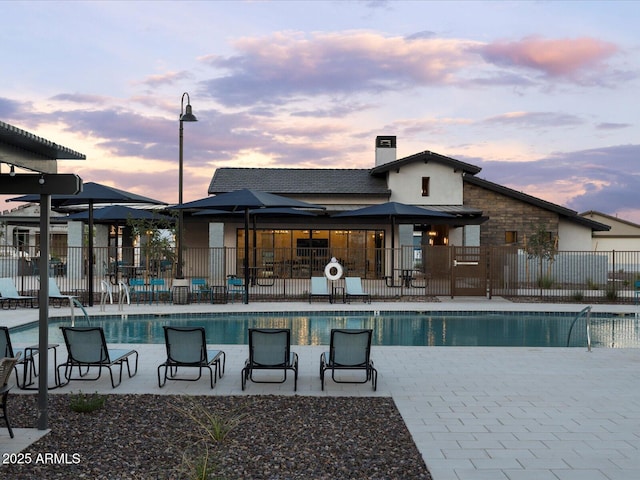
[375,136,396,166]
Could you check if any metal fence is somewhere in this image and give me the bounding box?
[2,245,640,303]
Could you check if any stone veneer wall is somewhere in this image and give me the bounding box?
[463,181,558,247]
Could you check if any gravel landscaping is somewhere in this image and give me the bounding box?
[3,393,432,480]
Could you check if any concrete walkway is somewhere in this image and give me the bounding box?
[2,298,639,480]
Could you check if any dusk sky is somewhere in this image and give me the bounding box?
[2,1,639,222]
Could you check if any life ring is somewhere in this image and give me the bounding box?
[324,258,343,281]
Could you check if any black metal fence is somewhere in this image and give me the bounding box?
[2,245,640,303]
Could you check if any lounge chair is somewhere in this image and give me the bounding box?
[320,329,377,391]
[345,277,371,303]
[0,277,36,309]
[57,327,139,388]
[241,328,298,391]
[48,277,79,308]
[0,353,21,438]
[157,326,226,388]
[0,327,38,389]
[309,276,332,303]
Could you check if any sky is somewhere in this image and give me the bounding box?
[1,0,640,222]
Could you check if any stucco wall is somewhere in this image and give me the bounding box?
[388,162,463,205]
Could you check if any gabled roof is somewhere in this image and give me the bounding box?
[464,175,610,232]
[209,167,390,196]
[370,150,481,176]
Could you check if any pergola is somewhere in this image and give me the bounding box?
[0,120,85,430]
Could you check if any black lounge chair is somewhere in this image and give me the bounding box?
[241,328,298,391]
[57,327,139,388]
[0,353,21,438]
[158,326,226,388]
[320,329,377,390]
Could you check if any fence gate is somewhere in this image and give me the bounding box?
[451,246,488,297]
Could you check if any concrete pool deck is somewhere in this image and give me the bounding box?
[2,297,640,480]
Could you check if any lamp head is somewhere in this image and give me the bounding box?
[180,103,197,122]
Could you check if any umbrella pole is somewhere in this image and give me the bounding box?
[243,208,250,304]
[88,200,94,306]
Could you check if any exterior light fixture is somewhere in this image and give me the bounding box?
[177,92,197,279]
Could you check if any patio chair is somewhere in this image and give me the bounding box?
[320,329,377,391]
[191,278,209,304]
[309,276,332,303]
[241,328,298,391]
[0,327,36,389]
[0,353,21,438]
[47,277,79,308]
[57,326,139,388]
[129,278,153,305]
[227,276,244,303]
[151,278,171,304]
[157,326,226,388]
[345,277,371,303]
[0,277,36,309]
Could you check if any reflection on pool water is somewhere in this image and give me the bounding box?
[9,311,640,347]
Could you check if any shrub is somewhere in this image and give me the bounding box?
[69,391,106,413]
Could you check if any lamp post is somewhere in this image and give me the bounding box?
[177,92,197,279]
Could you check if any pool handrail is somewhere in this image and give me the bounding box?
[566,306,592,351]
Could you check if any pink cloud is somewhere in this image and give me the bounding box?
[479,36,618,77]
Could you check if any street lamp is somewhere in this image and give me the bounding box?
[177,92,197,279]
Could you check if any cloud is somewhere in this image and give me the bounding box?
[482,111,584,128]
[50,93,111,105]
[200,31,480,106]
[467,144,640,217]
[477,36,618,79]
[139,70,192,87]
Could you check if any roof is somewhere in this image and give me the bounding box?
[209,168,390,196]
[370,150,482,176]
[464,175,611,232]
[0,120,86,173]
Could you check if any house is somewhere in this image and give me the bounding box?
[580,210,640,251]
[192,136,609,255]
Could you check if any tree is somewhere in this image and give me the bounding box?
[524,223,558,287]
[127,214,176,279]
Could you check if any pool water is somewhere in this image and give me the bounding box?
[9,311,640,347]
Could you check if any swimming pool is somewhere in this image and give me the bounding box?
[9,311,640,347]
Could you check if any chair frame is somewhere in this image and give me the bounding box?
[320,329,377,391]
[0,354,21,438]
[157,326,225,388]
[57,326,139,388]
[241,328,298,391]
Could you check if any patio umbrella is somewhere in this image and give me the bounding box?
[334,201,455,284]
[8,182,166,305]
[67,205,174,272]
[175,189,325,303]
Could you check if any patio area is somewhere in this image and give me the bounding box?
[2,298,640,479]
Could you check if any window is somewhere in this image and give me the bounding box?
[421,177,430,197]
[505,231,518,244]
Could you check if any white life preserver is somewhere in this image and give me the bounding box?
[324,258,343,281]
